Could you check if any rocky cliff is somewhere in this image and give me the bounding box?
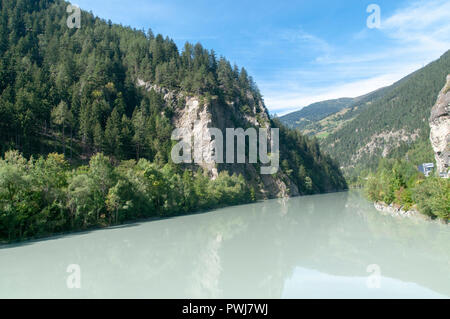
[429,74,450,176]
[137,79,300,198]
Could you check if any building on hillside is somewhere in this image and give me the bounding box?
[418,163,434,177]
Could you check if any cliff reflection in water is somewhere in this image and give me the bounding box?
[0,191,449,298]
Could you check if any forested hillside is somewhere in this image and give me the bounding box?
[279,97,355,130]
[0,0,347,242]
[280,86,395,137]
[0,0,264,162]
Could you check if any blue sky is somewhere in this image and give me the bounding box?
[71,0,450,115]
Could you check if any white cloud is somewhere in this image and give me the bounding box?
[279,28,332,55]
[383,0,450,32]
[381,0,450,52]
[263,64,420,114]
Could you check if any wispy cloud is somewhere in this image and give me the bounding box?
[278,28,332,55]
[263,64,418,114]
[381,0,450,53]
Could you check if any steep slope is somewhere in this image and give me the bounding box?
[0,0,347,198]
[280,86,395,136]
[301,107,359,139]
[280,98,356,130]
[321,50,450,174]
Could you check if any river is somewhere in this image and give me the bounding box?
[0,191,449,298]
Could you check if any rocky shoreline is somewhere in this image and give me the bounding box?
[373,202,450,225]
[373,202,420,218]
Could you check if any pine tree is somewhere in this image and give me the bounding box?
[132,108,147,160]
[51,101,73,156]
[104,108,122,158]
[93,122,104,153]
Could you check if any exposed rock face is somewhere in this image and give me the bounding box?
[137,79,299,198]
[429,74,450,175]
[351,129,420,163]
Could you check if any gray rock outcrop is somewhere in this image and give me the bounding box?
[429,74,450,176]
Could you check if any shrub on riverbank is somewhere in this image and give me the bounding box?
[365,158,449,221]
[0,151,253,243]
[413,177,449,220]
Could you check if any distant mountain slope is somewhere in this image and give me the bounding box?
[279,85,396,136]
[301,106,359,139]
[280,98,355,129]
[321,50,450,174]
[296,87,394,138]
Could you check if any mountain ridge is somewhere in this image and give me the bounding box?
[279,97,356,130]
[279,84,396,136]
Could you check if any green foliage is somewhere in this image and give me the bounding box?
[365,158,449,221]
[280,97,356,129]
[413,178,450,220]
[403,138,436,166]
[0,150,254,243]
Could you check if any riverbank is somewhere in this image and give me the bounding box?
[373,201,448,224]
[373,202,420,218]
[365,159,449,222]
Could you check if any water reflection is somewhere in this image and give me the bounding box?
[0,191,449,298]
